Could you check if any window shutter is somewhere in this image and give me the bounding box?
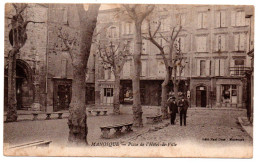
[234,34,239,51]
[205,60,211,76]
[197,59,201,76]
[239,33,245,51]
[231,11,236,26]
[220,59,225,76]
[215,35,220,52]
[215,59,220,76]
[141,60,147,76]
[63,7,68,24]
[181,14,186,27]
[202,36,207,52]
[241,11,246,26]
[198,13,202,28]
[221,11,226,27]
[215,11,220,28]
[203,13,208,28]
[61,59,67,78]
[122,22,125,34]
[181,37,185,52]
[196,37,201,52]
[221,35,226,51]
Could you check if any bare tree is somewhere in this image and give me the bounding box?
[97,41,130,114]
[55,4,100,145]
[143,19,185,119]
[5,4,44,122]
[122,4,155,127]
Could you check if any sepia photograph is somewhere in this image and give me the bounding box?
[1,0,255,158]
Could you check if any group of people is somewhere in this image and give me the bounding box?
[167,96,189,126]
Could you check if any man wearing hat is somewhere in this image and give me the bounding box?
[178,96,189,126]
[168,96,178,125]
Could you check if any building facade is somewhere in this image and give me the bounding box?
[94,5,254,108]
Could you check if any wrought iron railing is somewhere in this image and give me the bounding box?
[229,67,251,76]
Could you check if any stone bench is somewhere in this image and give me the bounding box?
[88,110,108,116]
[32,112,63,120]
[100,123,133,139]
[9,140,52,150]
[146,115,163,124]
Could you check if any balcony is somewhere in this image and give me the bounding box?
[229,67,251,77]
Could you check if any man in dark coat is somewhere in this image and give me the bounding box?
[168,97,178,125]
[178,97,189,126]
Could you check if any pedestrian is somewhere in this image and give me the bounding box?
[168,96,178,125]
[178,97,189,126]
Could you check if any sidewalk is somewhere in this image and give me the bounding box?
[238,117,253,138]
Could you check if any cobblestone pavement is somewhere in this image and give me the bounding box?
[4,107,252,149]
[133,109,253,148]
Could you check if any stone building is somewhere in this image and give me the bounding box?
[4,4,95,112]
[94,5,254,108]
[4,4,253,112]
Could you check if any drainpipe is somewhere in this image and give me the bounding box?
[45,4,50,112]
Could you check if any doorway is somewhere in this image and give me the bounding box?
[196,86,207,107]
[53,79,72,112]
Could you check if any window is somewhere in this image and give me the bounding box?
[104,88,113,97]
[200,60,206,76]
[160,17,170,31]
[123,61,131,77]
[234,33,246,51]
[141,60,147,77]
[197,59,211,76]
[231,59,245,76]
[176,60,185,77]
[176,13,186,26]
[215,35,226,52]
[175,37,185,53]
[107,27,117,38]
[196,36,207,52]
[231,10,246,27]
[215,59,225,76]
[215,11,226,28]
[142,39,148,54]
[104,68,112,80]
[198,12,208,29]
[221,85,237,104]
[157,60,166,77]
[122,22,132,34]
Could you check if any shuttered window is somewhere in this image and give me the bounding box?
[231,10,246,27]
[215,35,226,52]
[198,12,208,29]
[215,11,226,28]
[234,33,246,51]
[215,59,225,76]
[197,36,207,52]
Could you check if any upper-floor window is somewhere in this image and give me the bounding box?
[142,39,149,54]
[215,10,226,28]
[176,13,186,26]
[122,61,131,77]
[215,59,225,76]
[122,22,133,34]
[196,36,207,52]
[107,26,117,38]
[175,36,185,53]
[197,59,211,76]
[230,59,245,76]
[234,33,246,51]
[157,60,166,77]
[231,10,246,27]
[141,60,147,77]
[215,34,226,52]
[198,12,208,29]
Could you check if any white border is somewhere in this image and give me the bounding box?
[0,0,259,162]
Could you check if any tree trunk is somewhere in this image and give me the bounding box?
[67,4,100,146]
[173,66,179,100]
[161,67,172,119]
[132,21,143,127]
[113,73,121,115]
[6,49,19,122]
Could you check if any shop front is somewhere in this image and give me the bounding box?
[216,79,243,108]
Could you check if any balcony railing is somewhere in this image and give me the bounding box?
[229,67,251,76]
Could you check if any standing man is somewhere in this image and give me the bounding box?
[178,97,189,126]
[168,97,178,125]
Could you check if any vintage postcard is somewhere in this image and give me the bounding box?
[2,2,254,158]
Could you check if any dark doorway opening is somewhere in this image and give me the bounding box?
[196,86,207,107]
